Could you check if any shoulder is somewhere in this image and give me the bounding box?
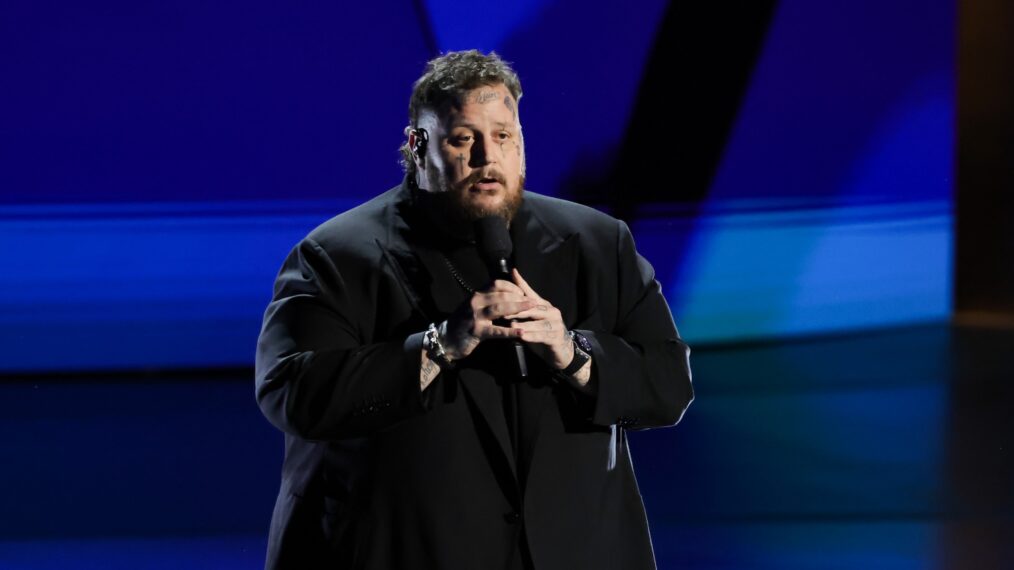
[302,182,404,255]
[522,190,622,238]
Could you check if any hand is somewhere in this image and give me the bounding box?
[440,278,532,360]
[504,268,574,370]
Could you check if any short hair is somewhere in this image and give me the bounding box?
[399,50,523,175]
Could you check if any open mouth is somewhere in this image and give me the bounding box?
[472,178,502,192]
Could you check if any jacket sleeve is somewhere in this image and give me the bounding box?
[254,237,432,441]
[576,220,694,430]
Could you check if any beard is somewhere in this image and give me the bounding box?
[426,168,525,230]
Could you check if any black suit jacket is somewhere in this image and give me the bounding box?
[255,178,694,569]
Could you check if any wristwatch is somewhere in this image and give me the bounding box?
[558,330,592,377]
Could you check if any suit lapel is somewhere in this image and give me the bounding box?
[511,206,580,327]
[374,182,440,324]
[377,242,438,324]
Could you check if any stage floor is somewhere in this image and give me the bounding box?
[1,322,1010,568]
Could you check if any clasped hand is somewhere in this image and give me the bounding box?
[440,268,574,369]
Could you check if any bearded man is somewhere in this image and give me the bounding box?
[255,49,693,570]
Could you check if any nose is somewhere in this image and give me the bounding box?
[469,134,498,168]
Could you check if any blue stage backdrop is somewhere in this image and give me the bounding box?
[0,0,953,372]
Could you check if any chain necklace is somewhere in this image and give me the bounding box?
[441,254,477,294]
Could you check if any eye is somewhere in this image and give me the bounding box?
[498,131,511,140]
[450,135,473,145]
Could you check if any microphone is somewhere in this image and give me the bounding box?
[474,216,528,378]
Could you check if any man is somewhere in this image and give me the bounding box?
[255,50,693,570]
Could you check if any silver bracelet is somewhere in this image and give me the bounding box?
[423,322,454,370]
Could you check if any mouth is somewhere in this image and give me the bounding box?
[471,177,503,193]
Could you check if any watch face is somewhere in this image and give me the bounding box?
[572,331,592,353]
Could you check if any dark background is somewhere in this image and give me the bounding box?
[1,0,1011,567]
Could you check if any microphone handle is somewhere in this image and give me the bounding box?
[495,259,528,378]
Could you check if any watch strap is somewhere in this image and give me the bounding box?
[559,330,592,377]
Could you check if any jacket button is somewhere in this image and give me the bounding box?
[503,511,521,524]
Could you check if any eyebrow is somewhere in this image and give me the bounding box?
[448,121,513,130]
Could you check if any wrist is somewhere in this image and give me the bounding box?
[423,322,456,369]
[435,320,462,361]
[554,339,575,369]
[556,330,592,378]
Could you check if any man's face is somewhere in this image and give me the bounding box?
[414,83,525,225]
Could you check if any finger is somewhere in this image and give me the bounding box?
[472,291,527,313]
[481,300,535,320]
[486,279,525,295]
[476,323,524,340]
[504,301,556,321]
[510,321,567,346]
[510,318,563,333]
[477,291,528,305]
[511,327,562,345]
[512,268,541,300]
[476,294,534,319]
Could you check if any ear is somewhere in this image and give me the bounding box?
[407,131,419,165]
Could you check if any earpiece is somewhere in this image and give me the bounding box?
[412,128,429,156]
